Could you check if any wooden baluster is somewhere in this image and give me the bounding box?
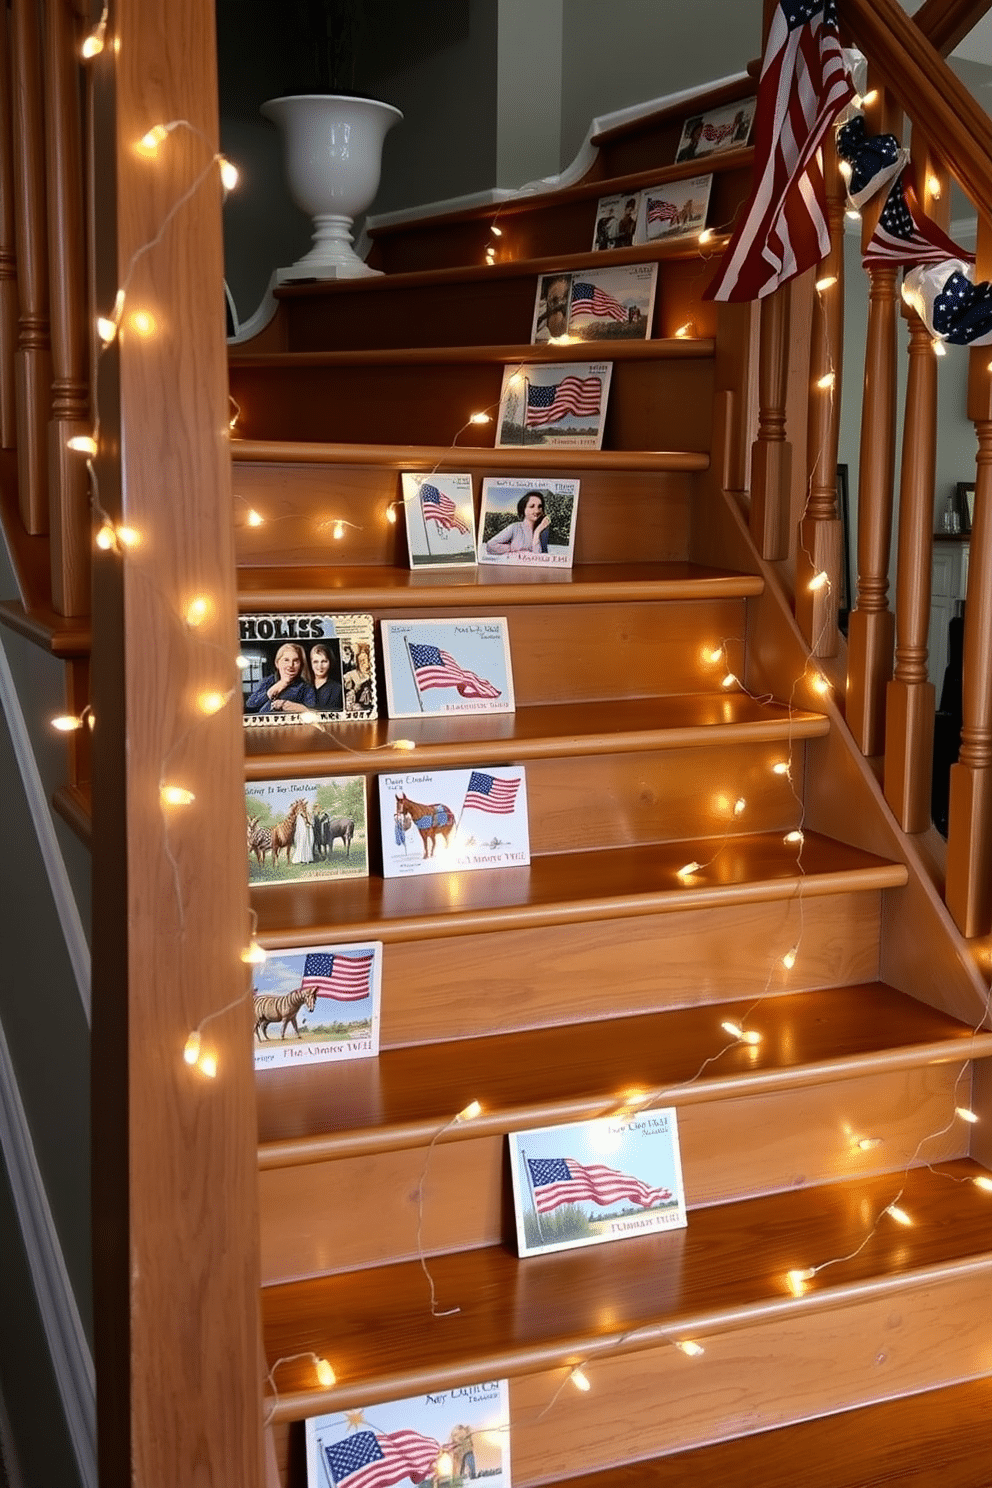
[11,0,52,534]
[846,87,900,755]
[795,139,845,656]
[749,285,792,560]
[0,2,19,449]
[946,217,992,936]
[883,305,938,831]
[44,0,91,615]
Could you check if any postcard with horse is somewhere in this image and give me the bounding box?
[508,1110,687,1259]
[304,1379,511,1488]
[381,617,515,719]
[379,766,530,878]
[495,362,612,451]
[400,472,477,569]
[252,940,382,1071]
[636,174,713,244]
[478,477,579,568]
[239,612,377,725]
[246,776,368,885]
[531,264,657,344]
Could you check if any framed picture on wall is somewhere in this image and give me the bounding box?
[957,482,976,534]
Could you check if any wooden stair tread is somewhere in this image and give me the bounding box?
[549,1375,992,1488]
[252,831,908,947]
[243,693,828,779]
[232,439,710,472]
[230,339,714,369]
[0,597,91,657]
[260,1160,992,1418]
[256,983,992,1164]
[236,562,756,610]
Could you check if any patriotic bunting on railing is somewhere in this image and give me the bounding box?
[835,114,907,209]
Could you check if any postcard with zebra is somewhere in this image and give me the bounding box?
[304,1379,511,1488]
[381,617,515,719]
[379,766,530,878]
[239,612,377,725]
[252,941,382,1070]
[246,775,368,885]
[531,264,657,344]
[508,1110,687,1258]
[636,174,713,244]
[495,362,611,450]
[478,477,579,568]
[400,472,477,569]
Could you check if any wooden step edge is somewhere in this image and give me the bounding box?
[263,1217,992,1420]
[242,704,829,782]
[589,76,756,149]
[53,783,92,843]
[229,338,715,370]
[257,1029,992,1172]
[231,439,711,473]
[0,597,91,658]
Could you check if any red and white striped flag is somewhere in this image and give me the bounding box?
[525,375,601,427]
[526,1156,671,1215]
[705,0,854,302]
[862,169,973,270]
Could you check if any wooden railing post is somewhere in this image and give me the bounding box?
[883,306,938,832]
[0,2,19,450]
[796,140,845,656]
[10,0,52,534]
[749,285,792,560]
[946,217,992,936]
[44,0,91,616]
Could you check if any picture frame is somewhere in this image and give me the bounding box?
[957,481,976,534]
[239,613,376,724]
[381,616,515,718]
[478,477,580,568]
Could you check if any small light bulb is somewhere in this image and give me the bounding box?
[926,174,941,200]
[333,521,345,540]
[68,434,98,455]
[677,861,702,881]
[298,710,320,725]
[81,30,104,58]
[856,1136,882,1151]
[236,655,251,670]
[393,739,417,752]
[845,208,860,222]
[456,1099,482,1122]
[740,1029,761,1046]
[810,674,830,696]
[705,646,724,664]
[185,596,210,627]
[784,830,804,845]
[815,275,837,293]
[386,504,397,524]
[698,229,713,245]
[570,1368,591,1393]
[219,156,239,191]
[197,1051,218,1079]
[733,797,746,817]
[115,525,140,548]
[932,339,946,358]
[315,1357,336,1388]
[786,1267,816,1295]
[183,1031,201,1065]
[97,316,118,344]
[246,508,263,527]
[137,124,169,155]
[161,785,196,806]
[838,160,853,182]
[782,946,798,969]
[490,224,503,237]
[772,761,790,776]
[674,322,692,338]
[973,1175,992,1193]
[198,691,227,716]
[241,941,267,965]
[51,714,85,732]
[886,1204,911,1226]
[809,571,829,592]
[721,673,737,690]
[95,524,116,550]
[955,1107,979,1124]
[129,309,157,338]
[721,1020,743,1040]
[676,1340,704,1357]
[816,372,836,391]
[861,89,878,106]
[469,412,491,425]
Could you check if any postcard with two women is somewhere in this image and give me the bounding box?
[239,612,376,724]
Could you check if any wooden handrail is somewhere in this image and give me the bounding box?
[911,0,992,58]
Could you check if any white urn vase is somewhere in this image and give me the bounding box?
[261,94,403,280]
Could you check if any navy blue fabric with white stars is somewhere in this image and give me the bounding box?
[932,272,992,346]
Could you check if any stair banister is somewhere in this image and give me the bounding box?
[0,3,17,451]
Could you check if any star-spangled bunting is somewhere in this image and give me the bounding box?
[569,282,627,322]
[301,950,374,1001]
[322,1429,440,1488]
[706,0,855,302]
[419,482,469,535]
[835,114,907,209]
[462,770,521,814]
[862,169,973,270]
[408,642,501,699]
[526,1156,672,1215]
[525,375,601,427]
[930,271,992,347]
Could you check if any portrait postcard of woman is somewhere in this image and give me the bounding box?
[251,939,382,1071]
[239,613,377,725]
[381,616,515,719]
[246,776,369,885]
[400,471,477,569]
[478,478,579,568]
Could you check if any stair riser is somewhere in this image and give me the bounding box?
[258,1061,968,1283]
[228,359,715,451]
[376,892,883,1045]
[232,462,693,567]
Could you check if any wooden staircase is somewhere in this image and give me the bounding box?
[227,83,992,1486]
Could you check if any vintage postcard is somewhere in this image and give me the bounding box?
[591,189,642,251]
[379,766,530,878]
[676,98,756,162]
[251,941,382,1070]
[637,174,713,243]
[246,775,368,884]
[381,617,515,718]
[305,1380,511,1488]
[239,613,376,724]
[478,477,579,568]
[508,1110,687,1259]
[400,472,477,569]
[531,264,657,344]
[495,363,611,451]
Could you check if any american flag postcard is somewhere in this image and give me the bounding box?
[381,617,515,719]
[675,97,756,164]
[251,940,381,1071]
[378,766,529,879]
[495,362,611,450]
[400,472,477,569]
[638,174,713,244]
[509,1111,687,1258]
[304,1380,511,1488]
[478,477,579,568]
[239,612,376,726]
[530,264,657,344]
[246,775,369,885]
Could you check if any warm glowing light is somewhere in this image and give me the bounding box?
[198,691,227,716]
[456,1099,482,1122]
[722,673,737,690]
[246,508,264,527]
[786,1267,815,1295]
[974,1176,992,1193]
[236,655,251,670]
[861,89,878,106]
[705,646,724,664]
[81,30,105,58]
[393,739,417,752]
[773,761,790,776]
[810,674,830,696]
[926,174,941,200]
[570,1368,591,1393]
[241,941,267,965]
[437,1454,454,1478]
[129,309,157,338]
[185,596,211,628]
[95,524,116,550]
[51,714,85,732]
[161,785,196,807]
[815,275,837,293]
[137,124,169,155]
[808,570,829,592]
[219,156,239,191]
[838,160,853,182]
[782,946,798,969]
[490,224,503,237]
[469,412,492,424]
[298,710,320,725]
[733,797,746,816]
[332,521,345,540]
[956,1107,979,1124]
[721,1020,743,1040]
[198,1051,218,1078]
[740,1029,761,1046]
[856,1136,882,1151]
[676,1340,705,1357]
[845,208,860,222]
[698,229,713,245]
[932,339,946,357]
[674,322,693,338]
[68,434,98,455]
[115,525,141,548]
[677,861,702,881]
[315,1358,336,1388]
[386,504,398,524]
[886,1204,911,1226]
[183,1031,201,1065]
[784,830,804,845]
[816,372,836,391]
[97,316,118,344]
